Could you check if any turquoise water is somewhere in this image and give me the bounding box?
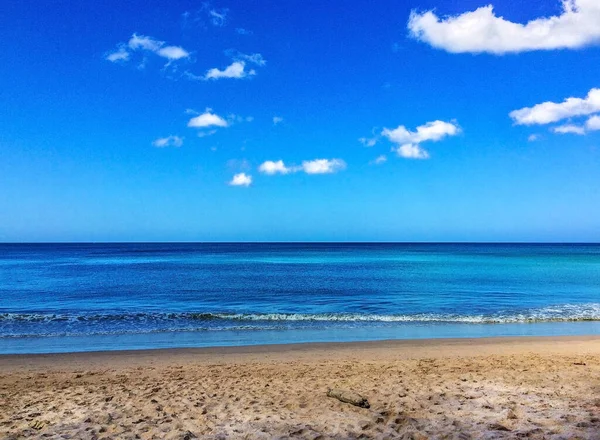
[1,243,600,353]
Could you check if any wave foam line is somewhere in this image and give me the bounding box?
[2,303,600,324]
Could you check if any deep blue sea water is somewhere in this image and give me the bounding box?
[1,243,600,354]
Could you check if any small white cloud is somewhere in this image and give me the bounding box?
[209,8,228,27]
[152,135,184,148]
[236,28,253,35]
[204,61,254,80]
[197,130,217,138]
[273,116,284,125]
[380,120,460,160]
[237,52,266,66]
[301,158,346,174]
[106,47,130,62]
[359,137,378,147]
[259,158,347,175]
[107,33,190,68]
[586,115,600,131]
[128,34,164,52]
[382,120,460,144]
[227,114,254,124]
[510,88,600,125]
[188,110,229,128]
[371,155,387,165]
[157,46,190,60]
[552,124,586,135]
[229,173,252,186]
[528,134,541,142]
[408,0,600,54]
[395,143,430,159]
[259,160,292,175]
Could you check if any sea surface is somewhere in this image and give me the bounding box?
[1,243,600,354]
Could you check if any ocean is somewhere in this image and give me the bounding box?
[1,243,600,354]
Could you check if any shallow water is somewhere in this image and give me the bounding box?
[1,243,600,353]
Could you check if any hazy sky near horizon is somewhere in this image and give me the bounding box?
[2,0,600,242]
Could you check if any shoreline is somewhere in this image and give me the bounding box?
[2,334,599,371]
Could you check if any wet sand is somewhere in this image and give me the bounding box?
[1,336,600,439]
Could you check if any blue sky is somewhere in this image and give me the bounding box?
[2,0,600,242]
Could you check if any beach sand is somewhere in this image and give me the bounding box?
[1,336,600,439]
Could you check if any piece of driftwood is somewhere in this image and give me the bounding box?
[327,388,370,408]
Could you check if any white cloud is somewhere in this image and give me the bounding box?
[258,159,346,175]
[229,173,252,187]
[157,46,190,60]
[106,47,130,62]
[301,159,346,174]
[228,114,254,124]
[586,115,600,131]
[204,61,255,80]
[408,0,600,55]
[510,88,600,125]
[382,120,460,144]
[273,116,284,125]
[552,124,586,135]
[381,121,460,159]
[395,144,430,159]
[107,33,189,67]
[259,160,292,175]
[188,110,229,128]
[380,120,460,159]
[128,34,164,52]
[152,136,184,148]
[197,130,217,138]
[237,52,266,66]
[371,155,387,165]
[209,8,228,27]
[528,134,541,142]
[359,137,378,147]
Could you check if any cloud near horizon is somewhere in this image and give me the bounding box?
[259,159,346,175]
[408,0,600,54]
[381,120,460,159]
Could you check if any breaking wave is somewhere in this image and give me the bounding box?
[2,303,600,326]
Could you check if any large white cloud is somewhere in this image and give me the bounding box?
[152,135,184,148]
[229,173,252,187]
[258,159,346,175]
[380,120,460,159]
[408,0,600,54]
[510,88,600,125]
[187,110,229,128]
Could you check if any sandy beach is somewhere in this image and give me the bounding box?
[1,336,600,439]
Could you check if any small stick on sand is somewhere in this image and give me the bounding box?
[327,388,370,408]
